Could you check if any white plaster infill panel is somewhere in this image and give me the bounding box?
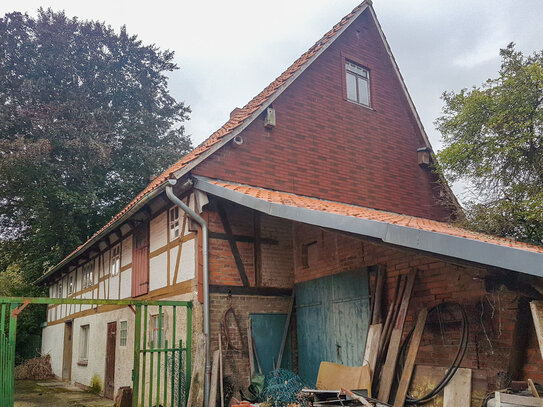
[120,268,132,299]
[149,252,168,292]
[150,211,167,253]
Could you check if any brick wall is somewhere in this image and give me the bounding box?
[292,222,543,390]
[193,10,452,221]
[206,201,294,288]
[209,294,294,391]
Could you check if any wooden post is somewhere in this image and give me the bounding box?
[393,308,428,407]
[277,294,295,369]
[209,350,220,407]
[378,269,417,403]
[247,319,255,378]
[219,333,224,407]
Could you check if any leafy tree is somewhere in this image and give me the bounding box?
[437,43,543,245]
[0,9,192,286]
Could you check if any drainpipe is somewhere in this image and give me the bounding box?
[165,178,211,407]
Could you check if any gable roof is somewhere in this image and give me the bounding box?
[40,1,453,281]
[194,176,543,277]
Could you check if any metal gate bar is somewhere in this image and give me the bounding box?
[133,304,192,407]
[0,297,192,407]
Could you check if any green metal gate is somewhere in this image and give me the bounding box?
[0,297,192,407]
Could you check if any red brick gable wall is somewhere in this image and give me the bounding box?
[193,10,452,221]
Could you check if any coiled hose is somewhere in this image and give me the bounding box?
[396,302,469,404]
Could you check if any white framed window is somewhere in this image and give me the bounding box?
[169,206,180,240]
[111,245,121,276]
[56,281,63,298]
[68,275,74,296]
[150,314,166,348]
[345,61,370,107]
[82,262,94,289]
[79,325,90,362]
[119,321,128,346]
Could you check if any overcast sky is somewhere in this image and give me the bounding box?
[2,0,543,200]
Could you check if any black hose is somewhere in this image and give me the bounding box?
[395,302,469,405]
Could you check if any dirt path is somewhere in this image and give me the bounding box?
[15,380,114,407]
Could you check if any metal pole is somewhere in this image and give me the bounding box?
[132,305,142,407]
[166,179,210,407]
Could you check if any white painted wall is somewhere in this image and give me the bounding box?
[41,291,196,399]
[41,323,64,378]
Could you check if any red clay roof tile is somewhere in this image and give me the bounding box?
[206,179,543,255]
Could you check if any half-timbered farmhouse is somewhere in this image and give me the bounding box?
[37,2,543,406]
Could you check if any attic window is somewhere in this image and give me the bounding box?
[345,61,370,107]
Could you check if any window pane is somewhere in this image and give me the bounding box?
[346,72,357,102]
[357,77,370,106]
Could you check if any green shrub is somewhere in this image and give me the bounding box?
[89,374,103,394]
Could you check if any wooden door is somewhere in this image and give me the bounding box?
[132,221,149,297]
[62,321,73,381]
[296,269,370,385]
[104,321,117,399]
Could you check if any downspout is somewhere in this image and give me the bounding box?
[165,178,211,407]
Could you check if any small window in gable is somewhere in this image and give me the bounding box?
[345,61,370,107]
[68,275,74,296]
[82,262,94,289]
[111,245,121,276]
[169,206,180,240]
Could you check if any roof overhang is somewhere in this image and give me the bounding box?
[193,176,543,278]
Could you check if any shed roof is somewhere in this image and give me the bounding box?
[194,176,543,277]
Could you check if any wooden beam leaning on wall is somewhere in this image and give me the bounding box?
[377,268,417,403]
[364,264,386,379]
[393,307,428,407]
[217,202,250,287]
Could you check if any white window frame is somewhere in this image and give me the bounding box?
[56,281,63,298]
[169,206,180,240]
[111,245,121,276]
[67,275,74,296]
[79,324,90,362]
[82,261,94,289]
[345,60,371,107]
[119,321,128,346]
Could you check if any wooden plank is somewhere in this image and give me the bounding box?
[372,265,386,324]
[219,333,225,407]
[393,308,428,407]
[530,301,543,361]
[252,336,262,374]
[529,379,540,398]
[217,203,250,287]
[443,368,471,407]
[209,350,220,407]
[277,293,295,369]
[209,231,278,245]
[209,285,292,297]
[247,318,255,378]
[496,392,543,406]
[363,323,382,378]
[253,211,262,287]
[378,269,417,403]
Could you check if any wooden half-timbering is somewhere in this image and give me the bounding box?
[44,194,198,327]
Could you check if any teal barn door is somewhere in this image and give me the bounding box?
[296,269,370,385]
[250,313,293,375]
